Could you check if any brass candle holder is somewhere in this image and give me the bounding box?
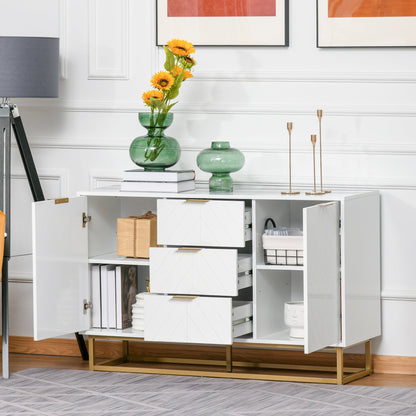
[306,134,325,195]
[317,109,331,193]
[281,122,300,195]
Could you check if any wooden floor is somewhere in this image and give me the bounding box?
[1,353,416,388]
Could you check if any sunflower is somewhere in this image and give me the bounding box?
[182,56,196,68]
[170,66,193,80]
[142,90,163,105]
[167,39,195,56]
[151,71,175,90]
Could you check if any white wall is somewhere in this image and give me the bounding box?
[1,0,416,356]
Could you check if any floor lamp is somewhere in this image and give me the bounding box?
[0,36,59,379]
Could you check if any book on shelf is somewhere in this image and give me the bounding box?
[91,265,101,328]
[120,179,195,193]
[115,265,139,329]
[107,266,116,329]
[100,264,116,329]
[123,169,195,182]
[100,264,109,328]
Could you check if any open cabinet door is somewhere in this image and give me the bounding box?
[33,197,89,340]
[304,202,340,354]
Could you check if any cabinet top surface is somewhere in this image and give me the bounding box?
[78,185,378,201]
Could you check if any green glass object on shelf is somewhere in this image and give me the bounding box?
[129,112,181,171]
[197,141,245,192]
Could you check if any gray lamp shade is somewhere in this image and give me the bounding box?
[0,36,59,98]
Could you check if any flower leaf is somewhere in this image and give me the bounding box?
[166,102,178,112]
[168,69,185,100]
[168,85,179,100]
[149,97,164,109]
[163,46,175,71]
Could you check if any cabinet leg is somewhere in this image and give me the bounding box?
[365,340,372,373]
[336,347,344,385]
[75,332,89,361]
[226,345,232,372]
[88,337,95,371]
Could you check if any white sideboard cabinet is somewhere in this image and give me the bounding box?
[32,187,380,384]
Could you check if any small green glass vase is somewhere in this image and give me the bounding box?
[129,112,181,171]
[196,141,244,192]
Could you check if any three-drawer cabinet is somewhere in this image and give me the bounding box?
[32,187,380,383]
[146,198,254,345]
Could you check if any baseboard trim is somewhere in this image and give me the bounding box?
[2,336,414,375]
[373,355,416,375]
[6,336,83,357]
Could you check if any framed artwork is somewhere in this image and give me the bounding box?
[317,0,416,47]
[156,0,289,46]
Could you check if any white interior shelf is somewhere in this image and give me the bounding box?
[256,264,304,271]
[237,330,305,346]
[84,327,144,338]
[88,252,150,266]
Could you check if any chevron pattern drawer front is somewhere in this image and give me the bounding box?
[150,247,252,296]
[144,295,252,345]
[157,199,251,247]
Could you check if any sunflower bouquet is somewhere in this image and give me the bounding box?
[140,39,196,162]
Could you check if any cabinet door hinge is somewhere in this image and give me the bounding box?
[83,299,92,314]
[339,219,342,228]
[82,212,91,228]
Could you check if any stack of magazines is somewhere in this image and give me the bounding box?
[131,292,146,332]
[120,169,196,192]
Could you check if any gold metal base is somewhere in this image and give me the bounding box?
[323,190,331,193]
[281,191,300,195]
[305,191,326,195]
[88,336,372,385]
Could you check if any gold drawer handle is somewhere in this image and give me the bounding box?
[177,248,202,252]
[185,199,210,203]
[171,296,198,300]
[54,198,69,204]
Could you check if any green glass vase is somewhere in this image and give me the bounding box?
[196,141,245,192]
[129,112,181,171]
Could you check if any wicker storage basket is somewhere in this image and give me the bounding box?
[117,211,160,258]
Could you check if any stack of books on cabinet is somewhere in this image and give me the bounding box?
[91,264,139,330]
[120,169,195,192]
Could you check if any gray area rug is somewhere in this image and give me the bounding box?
[0,368,415,415]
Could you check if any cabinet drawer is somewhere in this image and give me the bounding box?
[157,199,252,247]
[150,248,252,296]
[144,295,253,345]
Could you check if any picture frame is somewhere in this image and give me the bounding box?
[317,0,416,47]
[156,0,289,47]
